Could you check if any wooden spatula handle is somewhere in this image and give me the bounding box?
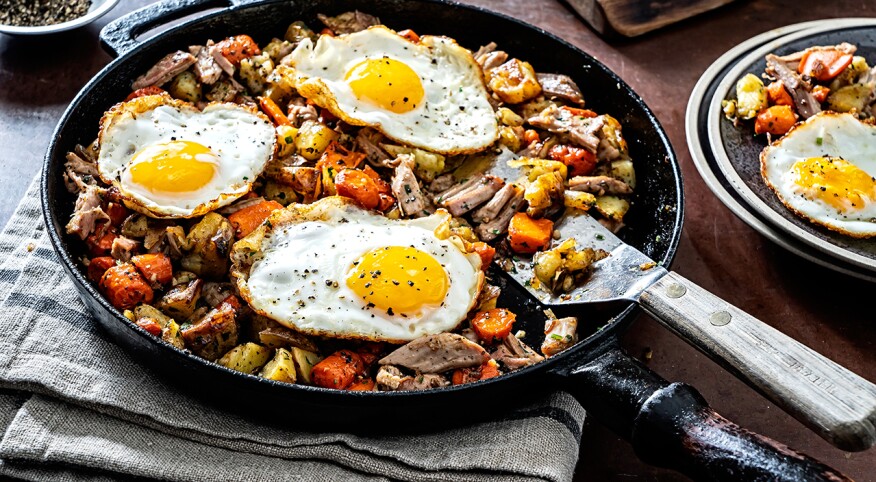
[639,271,876,451]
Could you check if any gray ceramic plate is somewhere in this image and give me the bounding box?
[0,0,120,36]
[707,19,876,274]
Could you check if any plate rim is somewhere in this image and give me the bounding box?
[706,18,876,273]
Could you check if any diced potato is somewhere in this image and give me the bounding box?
[218,343,273,374]
[594,195,630,221]
[382,144,445,182]
[734,73,767,120]
[167,71,201,103]
[827,84,871,113]
[610,159,636,189]
[161,320,185,349]
[497,107,524,126]
[239,53,274,95]
[290,347,322,384]
[498,126,523,151]
[181,213,234,278]
[524,171,564,217]
[206,79,238,102]
[276,125,299,158]
[520,96,556,120]
[265,64,297,104]
[487,59,542,104]
[180,302,238,361]
[721,99,737,119]
[296,120,338,160]
[263,180,298,206]
[134,304,173,328]
[563,190,596,211]
[260,348,297,383]
[508,157,567,181]
[156,279,202,321]
[285,20,316,44]
[263,38,293,64]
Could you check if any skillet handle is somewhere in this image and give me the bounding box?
[99,0,234,57]
[551,347,851,481]
[639,271,876,451]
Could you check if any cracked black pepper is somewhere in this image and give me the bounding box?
[0,0,92,27]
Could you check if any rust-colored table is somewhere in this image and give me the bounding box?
[1,1,874,480]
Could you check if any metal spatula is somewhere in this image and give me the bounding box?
[502,210,876,452]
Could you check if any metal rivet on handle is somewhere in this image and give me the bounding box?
[710,311,732,326]
[666,283,687,298]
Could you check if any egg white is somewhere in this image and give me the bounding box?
[761,112,876,237]
[97,95,276,218]
[231,197,484,342]
[286,26,498,156]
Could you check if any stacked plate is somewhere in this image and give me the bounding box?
[686,18,876,282]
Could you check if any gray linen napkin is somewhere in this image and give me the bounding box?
[0,177,586,482]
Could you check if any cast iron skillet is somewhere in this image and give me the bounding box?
[42,0,848,479]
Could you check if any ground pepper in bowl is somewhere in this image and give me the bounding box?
[0,0,91,27]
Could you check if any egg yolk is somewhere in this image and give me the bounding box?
[792,156,876,212]
[346,246,448,315]
[345,58,424,114]
[129,140,218,193]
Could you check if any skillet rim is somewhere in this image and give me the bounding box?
[41,0,684,400]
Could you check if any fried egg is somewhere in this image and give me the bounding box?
[97,95,276,218]
[286,26,498,155]
[761,112,876,237]
[230,196,484,342]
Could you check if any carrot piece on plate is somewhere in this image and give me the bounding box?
[131,253,173,286]
[311,350,365,389]
[754,105,797,136]
[798,49,853,82]
[100,263,153,310]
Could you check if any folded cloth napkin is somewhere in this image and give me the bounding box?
[0,177,586,482]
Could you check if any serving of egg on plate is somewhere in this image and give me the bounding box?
[761,111,876,237]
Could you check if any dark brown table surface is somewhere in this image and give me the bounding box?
[1,0,875,480]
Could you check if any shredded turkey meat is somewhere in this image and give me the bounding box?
[317,11,379,34]
[492,334,544,370]
[190,43,223,85]
[376,365,450,391]
[527,105,605,152]
[378,333,489,373]
[132,51,197,90]
[66,185,108,240]
[765,54,821,119]
[536,73,585,105]
[434,174,505,217]
[475,184,524,242]
[568,175,633,196]
[391,154,428,217]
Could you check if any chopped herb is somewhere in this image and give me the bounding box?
[550,334,564,341]
[816,137,823,146]
[595,234,605,240]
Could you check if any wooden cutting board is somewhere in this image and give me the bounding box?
[565,0,738,37]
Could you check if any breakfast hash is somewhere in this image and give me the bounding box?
[62,11,637,391]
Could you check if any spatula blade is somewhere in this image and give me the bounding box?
[500,211,668,306]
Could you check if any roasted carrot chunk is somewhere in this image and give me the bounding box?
[812,85,830,103]
[362,165,393,195]
[311,350,365,389]
[754,105,797,136]
[471,308,517,344]
[798,49,853,82]
[470,242,496,269]
[258,96,291,126]
[316,141,366,173]
[320,27,335,37]
[100,263,153,310]
[398,29,420,42]
[348,377,376,391]
[87,256,116,283]
[125,86,165,101]
[216,34,260,66]
[766,81,794,107]
[86,226,117,257]
[452,359,501,385]
[228,200,284,239]
[105,202,130,227]
[508,213,553,254]
[136,318,162,336]
[131,253,173,286]
[522,129,540,144]
[335,169,380,210]
[548,144,597,177]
